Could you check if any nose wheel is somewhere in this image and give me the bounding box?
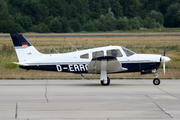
[153,78,161,85]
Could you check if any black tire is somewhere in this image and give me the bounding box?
[153,78,161,85]
[101,77,110,86]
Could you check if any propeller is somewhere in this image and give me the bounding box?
[163,44,165,56]
[161,44,171,75]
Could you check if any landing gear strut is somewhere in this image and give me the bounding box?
[101,77,110,86]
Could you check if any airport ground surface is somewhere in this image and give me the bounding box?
[0,79,180,120]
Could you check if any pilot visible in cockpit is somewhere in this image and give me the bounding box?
[111,49,118,57]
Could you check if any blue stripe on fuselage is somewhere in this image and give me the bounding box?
[121,62,161,72]
[19,64,88,73]
[19,62,161,74]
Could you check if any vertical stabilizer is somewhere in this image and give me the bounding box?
[10,34,41,63]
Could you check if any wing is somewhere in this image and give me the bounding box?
[88,56,127,74]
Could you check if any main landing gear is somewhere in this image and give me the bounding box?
[101,77,110,86]
[152,70,161,85]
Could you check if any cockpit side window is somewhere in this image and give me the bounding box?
[80,53,89,59]
[122,47,135,57]
[92,50,104,58]
[106,49,123,57]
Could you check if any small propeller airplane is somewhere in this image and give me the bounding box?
[10,33,171,86]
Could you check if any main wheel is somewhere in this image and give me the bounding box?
[153,78,161,85]
[101,77,110,86]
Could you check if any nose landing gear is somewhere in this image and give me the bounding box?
[152,69,161,85]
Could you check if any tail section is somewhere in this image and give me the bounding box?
[10,33,41,63]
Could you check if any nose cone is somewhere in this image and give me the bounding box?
[161,56,171,62]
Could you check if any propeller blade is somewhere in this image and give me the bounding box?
[163,44,165,56]
[162,44,171,76]
[163,62,165,75]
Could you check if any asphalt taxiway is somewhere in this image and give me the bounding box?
[0,79,180,120]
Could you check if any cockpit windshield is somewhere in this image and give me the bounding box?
[122,47,135,57]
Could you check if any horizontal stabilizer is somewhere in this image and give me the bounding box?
[13,62,29,66]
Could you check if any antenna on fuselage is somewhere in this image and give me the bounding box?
[51,46,60,54]
[69,42,78,51]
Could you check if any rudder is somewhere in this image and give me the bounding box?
[10,33,41,63]
[10,33,32,47]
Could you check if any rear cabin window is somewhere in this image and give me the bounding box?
[92,51,104,58]
[106,49,122,57]
[80,53,89,59]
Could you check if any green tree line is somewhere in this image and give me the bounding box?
[0,0,180,33]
